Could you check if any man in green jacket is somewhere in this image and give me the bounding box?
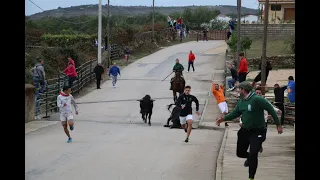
[170,59,185,90]
[216,81,283,180]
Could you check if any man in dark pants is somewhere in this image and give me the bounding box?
[94,63,104,89]
[252,57,272,88]
[273,83,286,126]
[216,81,283,180]
[187,50,195,72]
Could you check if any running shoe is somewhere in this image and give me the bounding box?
[67,137,72,143]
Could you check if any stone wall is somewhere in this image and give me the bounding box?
[240,24,295,40]
[25,84,35,123]
[247,54,295,69]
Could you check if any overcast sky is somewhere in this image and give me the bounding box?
[26,0,259,16]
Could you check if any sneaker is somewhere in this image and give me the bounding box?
[187,71,189,72]
[34,116,41,120]
[185,137,189,143]
[184,128,187,133]
[244,159,249,167]
[226,88,233,92]
[70,125,74,131]
[67,137,72,143]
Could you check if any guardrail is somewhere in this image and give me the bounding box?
[36,58,101,118]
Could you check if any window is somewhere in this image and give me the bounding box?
[271,4,281,11]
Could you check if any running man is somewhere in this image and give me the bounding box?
[212,83,229,127]
[239,86,282,153]
[216,81,283,180]
[57,86,79,143]
[109,62,121,88]
[187,50,195,72]
[175,85,200,143]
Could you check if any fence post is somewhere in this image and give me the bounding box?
[56,75,60,112]
[90,62,92,84]
[43,90,50,118]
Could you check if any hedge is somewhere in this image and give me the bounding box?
[41,34,97,48]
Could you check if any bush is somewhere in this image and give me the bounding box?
[285,36,295,54]
[227,32,252,53]
[41,34,96,48]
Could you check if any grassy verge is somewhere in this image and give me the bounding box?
[245,39,293,58]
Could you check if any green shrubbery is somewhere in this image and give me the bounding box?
[41,34,96,48]
[227,32,252,54]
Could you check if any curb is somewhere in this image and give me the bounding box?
[215,126,229,180]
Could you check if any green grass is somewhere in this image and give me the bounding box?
[245,39,293,58]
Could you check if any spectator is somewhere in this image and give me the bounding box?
[238,52,248,82]
[94,63,104,89]
[30,58,46,120]
[64,64,78,88]
[167,16,172,27]
[273,83,286,126]
[187,50,195,72]
[227,63,238,91]
[287,76,295,103]
[252,57,272,88]
[177,17,183,25]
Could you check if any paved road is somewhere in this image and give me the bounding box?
[26,41,226,180]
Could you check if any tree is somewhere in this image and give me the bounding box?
[227,32,252,55]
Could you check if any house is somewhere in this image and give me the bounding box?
[214,14,231,22]
[241,14,259,24]
[258,0,295,24]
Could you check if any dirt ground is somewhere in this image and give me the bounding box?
[247,69,295,86]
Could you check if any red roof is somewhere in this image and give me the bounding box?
[258,0,295,2]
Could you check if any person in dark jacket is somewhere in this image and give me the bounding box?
[252,57,272,88]
[216,81,283,180]
[227,63,238,91]
[94,63,104,89]
[175,85,200,143]
[273,83,286,125]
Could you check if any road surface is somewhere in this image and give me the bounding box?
[26,40,226,180]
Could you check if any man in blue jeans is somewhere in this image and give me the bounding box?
[30,58,46,120]
[227,63,238,91]
[109,62,121,88]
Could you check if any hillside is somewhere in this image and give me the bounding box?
[28,5,258,20]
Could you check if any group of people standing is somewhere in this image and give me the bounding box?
[167,16,189,39]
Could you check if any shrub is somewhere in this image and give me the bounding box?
[41,34,96,48]
[227,32,252,53]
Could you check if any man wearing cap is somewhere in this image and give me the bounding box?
[216,81,283,180]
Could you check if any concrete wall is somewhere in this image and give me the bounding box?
[25,84,35,123]
[240,24,295,39]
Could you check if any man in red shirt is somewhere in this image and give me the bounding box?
[238,52,248,83]
[177,17,183,25]
[188,50,195,72]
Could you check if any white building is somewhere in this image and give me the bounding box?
[241,15,259,24]
[214,14,231,22]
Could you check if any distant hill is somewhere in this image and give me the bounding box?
[28,5,258,20]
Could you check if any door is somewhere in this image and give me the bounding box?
[284,8,295,21]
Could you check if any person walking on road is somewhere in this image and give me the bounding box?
[212,83,229,127]
[57,86,78,143]
[216,81,283,180]
[94,63,104,89]
[175,85,200,143]
[227,63,238,91]
[187,50,195,72]
[109,62,121,88]
[31,58,46,119]
[238,52,249,83]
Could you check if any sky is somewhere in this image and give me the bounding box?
[25,0,260,16]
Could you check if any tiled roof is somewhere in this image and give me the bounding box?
[258,0,295,2]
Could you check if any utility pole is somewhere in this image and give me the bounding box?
[98,0,102,64]
[152,0,155,42]
[107,0,111,67]
[261,0,269,95]
[236,0,241,68]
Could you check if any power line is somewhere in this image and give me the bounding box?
[27,0,98,25]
